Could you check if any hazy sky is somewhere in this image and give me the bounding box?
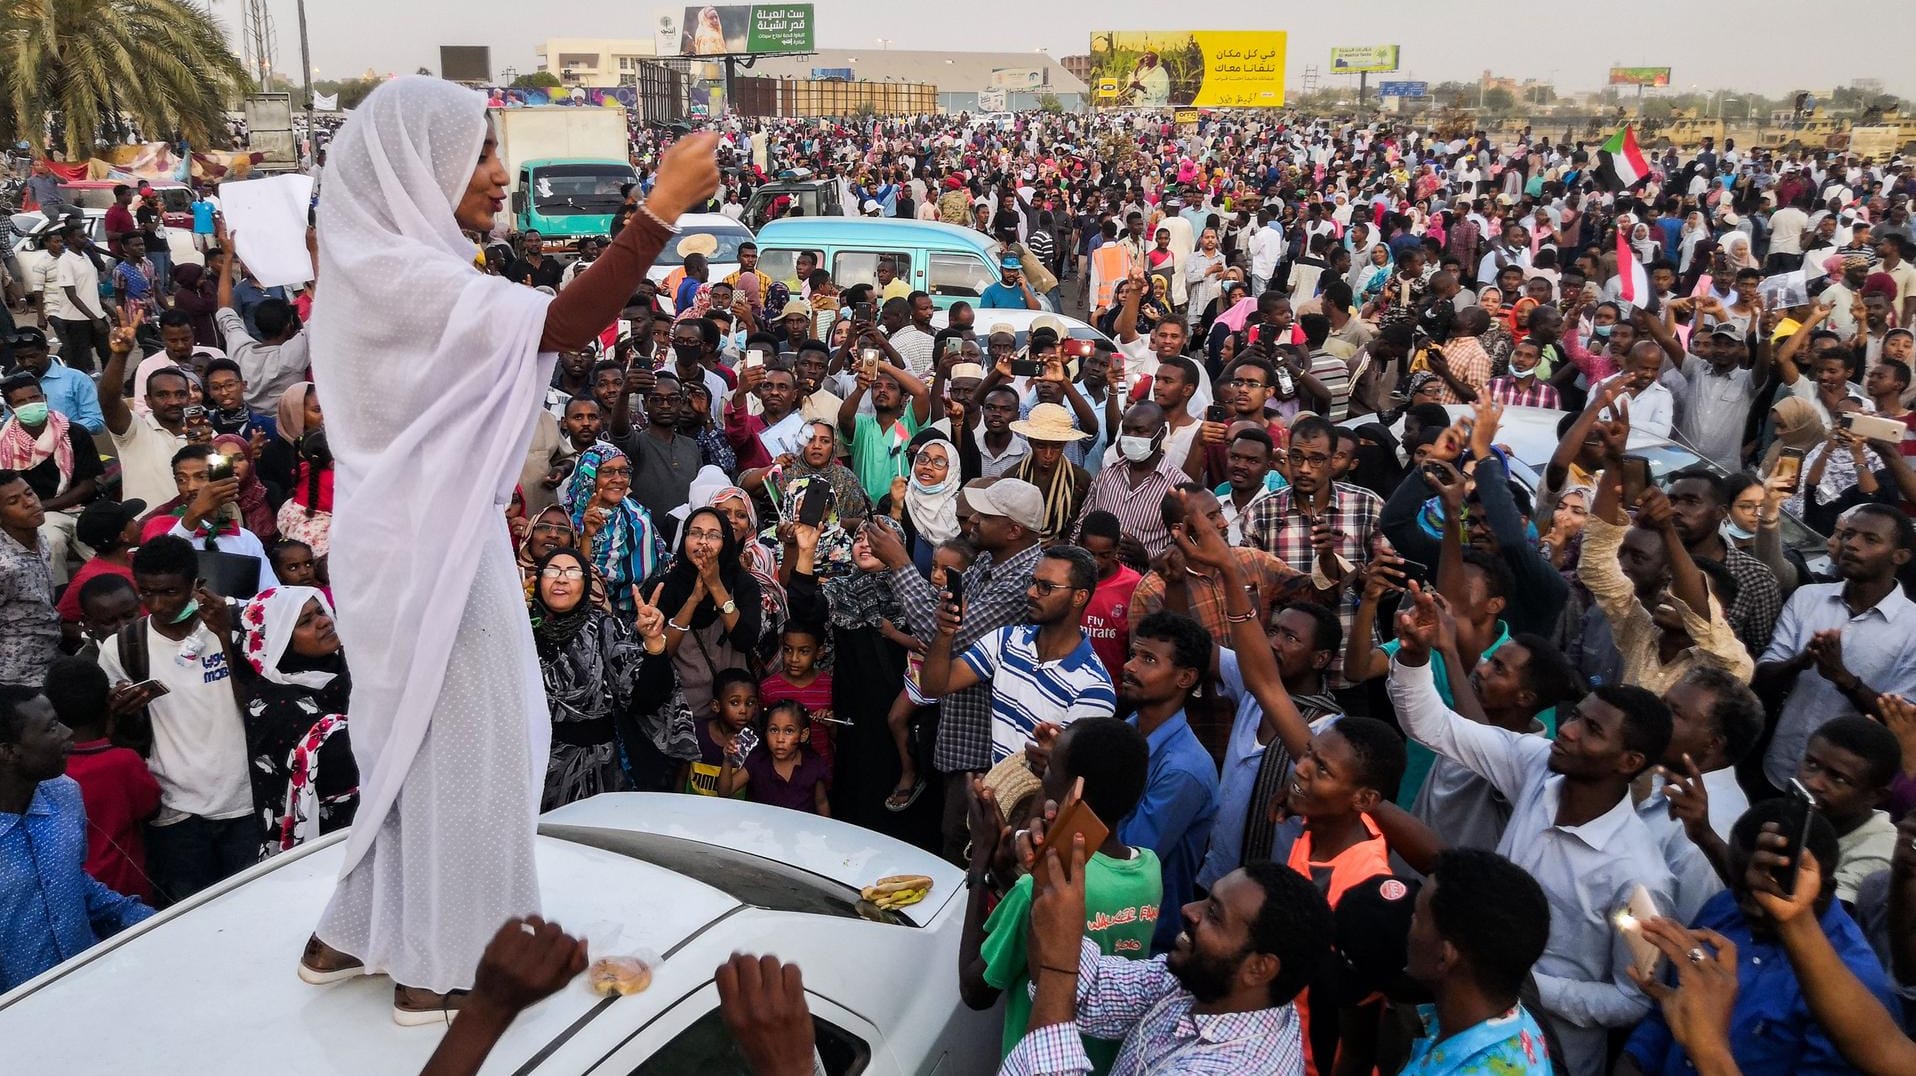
[226,0,1916,99]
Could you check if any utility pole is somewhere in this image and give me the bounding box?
[296,0,315,163]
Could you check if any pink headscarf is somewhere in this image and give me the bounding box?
[1215,297,1260,333]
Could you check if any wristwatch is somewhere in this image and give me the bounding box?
[719,598,738,615]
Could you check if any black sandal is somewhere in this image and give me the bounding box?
[884,778,926,812]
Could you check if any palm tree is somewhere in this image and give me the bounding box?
[0,0,251,158]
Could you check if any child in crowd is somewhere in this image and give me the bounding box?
[759,622,835,772]
[268,539,321,588]
[721,699,832,815]
[1795,715,1902,905]
[884,537,975,812]
[686,669,759,797]
[43,657,162,903]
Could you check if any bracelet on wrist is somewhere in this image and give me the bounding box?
[635,203,681,234]
[1225,609,1257,624]
[1037,962,1078,978]
[667,619,691,633]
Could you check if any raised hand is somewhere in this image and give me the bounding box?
[467,916,589,1019]
[632,583,667,646]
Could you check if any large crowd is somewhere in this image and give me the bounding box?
[6,95,1916,1075]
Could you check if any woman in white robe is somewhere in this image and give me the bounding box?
[296,76,717,1022]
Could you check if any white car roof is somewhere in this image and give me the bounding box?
[672,213,753,234]
[0,794,960,1074]
[929,309,1110,342]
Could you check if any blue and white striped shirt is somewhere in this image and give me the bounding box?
[961,624,1116,764]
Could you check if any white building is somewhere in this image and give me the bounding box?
[536,39,660,86]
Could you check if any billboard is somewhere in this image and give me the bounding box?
[812,67,853,81]
[439,45,491,83]
[978,88,1009,112]
[1329,45,1399,74]
[1608,66,1672,87]
[1087,31,1286,108]
[989,67,1046,90]
[680,4,814,56]
[1377,80,1428,98]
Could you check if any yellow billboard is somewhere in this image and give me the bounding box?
[1088,31,1287,108]
[1330,45,1400,74]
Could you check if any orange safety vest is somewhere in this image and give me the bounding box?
[1285,814,1393,1076]
[1091,243,1132,313]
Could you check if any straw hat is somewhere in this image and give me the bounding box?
[1009,402,1090,443]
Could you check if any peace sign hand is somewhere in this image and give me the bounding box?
[633,583,667,646]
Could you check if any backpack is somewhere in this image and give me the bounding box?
[112,609,250,757]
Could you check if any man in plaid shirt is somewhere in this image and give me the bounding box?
[1239,415,1383,690]
[1004,848,1333,1076]
[1485,339,1560,410]
[870,477,1045,860]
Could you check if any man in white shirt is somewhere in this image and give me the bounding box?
[1635,668,1758,925]
[99,535,256,903]
[49,223,109,373]
[216,243,310,412]
[1598,341,1676,440]
[1768,193,1810,272]
[883,293,937,378]
[1248,210,1284,297]
[1389,590,1674,1076]
[1476,222,1532,288]
[97,324,190,508]
[157,446,281,596]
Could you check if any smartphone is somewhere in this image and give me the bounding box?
[183,405,207,422]
[1774,447,1806,493]
[1844,411,1907,443]
[1066,338,1094,359]
[860,347,880,376]
[128,678,170,699]
[744,348,766,370]
[943,571,965,613]
[1612,883,1665,981]
[1205,403,1230,423]
[944,337,963,356]
[797,481,833,527]
[1770,778,1818,894]
[1273,364,1296,397]
[1395,557,1431,584]
[852,301,874,323]
[1038,776,1111,865]
[206,452,233,481]
[1010,357,1046,378]
[1619,455,1652,507]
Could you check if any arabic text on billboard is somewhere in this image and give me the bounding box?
[1088,31,1286,109]
[989,67,1046,90]
[1329,46,1399,74]
[681,4,814,56]
[1378,81,1427,98]
[1608,67,1672,87]
[812,67,853,82]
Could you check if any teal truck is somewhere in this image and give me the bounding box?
[489,106,637,250]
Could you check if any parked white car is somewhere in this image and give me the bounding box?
[0,794,997,1074]
[648,213,755,315]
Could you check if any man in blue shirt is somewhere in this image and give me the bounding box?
[1117,611,1220,953]
[1620,800,1898,1076]
[0,685,152,991]
[4,328,104,433]
[979,255,1040,310]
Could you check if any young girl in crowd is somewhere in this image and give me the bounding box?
[687,668,759,797]
[885,536,975,812]
[759,622,835,772]
[720,699,831,816]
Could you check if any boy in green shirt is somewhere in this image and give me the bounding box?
[958,716,1160,1072]
[836,336,930,501]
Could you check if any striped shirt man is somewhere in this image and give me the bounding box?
[961,624,1117,764]
[1072,454,1187,557]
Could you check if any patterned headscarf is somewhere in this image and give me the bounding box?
[239,586,339,690]
[565,443,667,616]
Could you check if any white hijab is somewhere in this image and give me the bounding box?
[904,439,962,544]
[239,585,338,690]
[311,77,554,876]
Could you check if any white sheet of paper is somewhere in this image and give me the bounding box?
[219,174,314,289]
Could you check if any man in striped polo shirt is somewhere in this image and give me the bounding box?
[919,537,1118,766]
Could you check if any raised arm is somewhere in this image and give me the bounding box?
[96,309,139,436]
[542,135,719,353]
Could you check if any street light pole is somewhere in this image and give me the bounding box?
[296,0,315,162]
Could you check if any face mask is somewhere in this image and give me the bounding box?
[168,598,200,625]
[672,343,703,363]
[1592,324,1613,338]
[911,473,952,496]
[1118,432,1160,463]
[1723,520,1756,542]
[12,402,48,426]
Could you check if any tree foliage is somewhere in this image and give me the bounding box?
[510,71,563,90]
[0,0,251,157]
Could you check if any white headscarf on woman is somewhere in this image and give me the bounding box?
[904,438,962,544]
[309,76,553,991]
[239,585,339,690]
